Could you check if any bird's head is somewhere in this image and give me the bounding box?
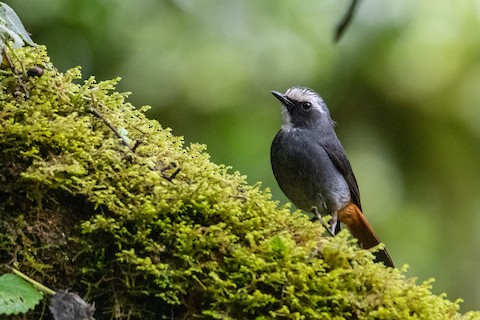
[271,87,334,131]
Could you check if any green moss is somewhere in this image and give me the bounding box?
[0,45,478,319]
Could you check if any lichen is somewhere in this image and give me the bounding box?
[0,45,478,319]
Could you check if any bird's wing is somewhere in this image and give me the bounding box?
[322,142,362,210]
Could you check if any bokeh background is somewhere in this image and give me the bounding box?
[7,0,480,312]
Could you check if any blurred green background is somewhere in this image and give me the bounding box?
[7,0,480,312]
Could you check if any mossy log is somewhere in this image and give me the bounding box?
[0,45,479,319]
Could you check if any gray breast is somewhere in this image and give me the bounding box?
[271,129,351,214]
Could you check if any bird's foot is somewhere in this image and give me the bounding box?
[311,206,335,237]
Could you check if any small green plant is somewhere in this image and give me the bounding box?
[0,273,43,316]
[0,2,36,52]
[0,268,95,319]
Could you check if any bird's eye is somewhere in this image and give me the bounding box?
[302,102,312,110]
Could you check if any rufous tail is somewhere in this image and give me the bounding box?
[338,202,394,267]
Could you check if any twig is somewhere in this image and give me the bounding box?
[5,41,28,75]
[131,140,141,152]
[334,0,361,43]
[6,265,56,295]
[87,105,135,152]
[2,44,29,98]
[160,162,181,181]
[86,98,181,182]
[165,167,181,182]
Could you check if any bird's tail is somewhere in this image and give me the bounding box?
[338,202,394,267]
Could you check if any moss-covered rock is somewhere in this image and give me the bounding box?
[0,45,479,319]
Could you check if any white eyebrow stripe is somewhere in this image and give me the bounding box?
[284,87,327,115]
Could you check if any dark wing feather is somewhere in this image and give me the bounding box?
[322,142,362,210]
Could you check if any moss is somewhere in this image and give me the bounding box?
[0,45,478,319]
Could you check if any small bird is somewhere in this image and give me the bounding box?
[270,86,394,267]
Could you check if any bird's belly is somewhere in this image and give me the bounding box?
[272,141,350,214]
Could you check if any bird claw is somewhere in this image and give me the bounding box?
[311,206,335,237]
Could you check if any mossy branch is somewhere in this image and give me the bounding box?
[1,45,479,319]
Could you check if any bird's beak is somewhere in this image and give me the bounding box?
[271,91,292,107]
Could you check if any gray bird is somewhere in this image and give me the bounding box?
[270,86,394,267]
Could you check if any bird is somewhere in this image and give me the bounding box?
[270,86,394,267]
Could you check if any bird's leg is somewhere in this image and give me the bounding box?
[329,212,339,235]
[311,206,335,237]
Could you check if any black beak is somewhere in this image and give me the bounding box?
[271,91,293,107]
